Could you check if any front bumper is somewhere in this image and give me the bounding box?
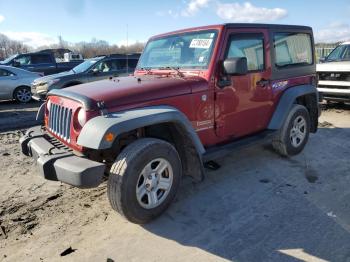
[317,80,350,101]
[31,83,49,101]
[318,87,350,95]
[31,93,45,101]
[20,126,105,188]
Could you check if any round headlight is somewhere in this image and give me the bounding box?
[77,108,86,127]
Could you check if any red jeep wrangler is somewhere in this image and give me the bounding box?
[20,24,319,223]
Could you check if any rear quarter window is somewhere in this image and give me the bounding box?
[31,54,53,64]
[128,59,138,68]
[274,33,313,67]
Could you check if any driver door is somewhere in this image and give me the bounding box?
[215,29,273,139]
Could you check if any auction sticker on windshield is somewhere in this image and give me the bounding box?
[190,39,213,49]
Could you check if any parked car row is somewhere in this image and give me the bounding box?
[31,53,140,100]
[0,53,140,103]
[0,51,84,76]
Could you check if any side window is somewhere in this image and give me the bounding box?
[342,45,350,60]
[128,59,138,68]
[31,54,52,64]
[107,60,119,71]
[274,33,313,67]
[116,59,127,70]
[14,55,31,65]
[92,60,117,73]
[91,61,103,72]
[226,34,264,71]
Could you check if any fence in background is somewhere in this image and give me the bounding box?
[315,47,337,62]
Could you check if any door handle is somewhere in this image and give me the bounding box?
[256,79,270,88]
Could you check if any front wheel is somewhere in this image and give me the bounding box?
[107,138,182,224]
[14,86,32,103]
[272,104,310,157]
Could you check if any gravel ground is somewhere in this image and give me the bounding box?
[0,100,349,262]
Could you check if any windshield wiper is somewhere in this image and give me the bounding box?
[157,66,185,77]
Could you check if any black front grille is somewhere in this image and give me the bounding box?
[48,103,73,142]
[318,72,350,81]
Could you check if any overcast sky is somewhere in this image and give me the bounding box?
[0,0,350,48]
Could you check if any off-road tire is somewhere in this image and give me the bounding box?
[272,104,310,157]
[14,86,32,103]
[107,138,182,224]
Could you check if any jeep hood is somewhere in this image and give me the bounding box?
[60,75,207,109]
[317,61,350,72]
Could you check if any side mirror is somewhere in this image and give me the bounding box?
[12,61,20,67]
[319,57,326,63]
[223,57,248,75]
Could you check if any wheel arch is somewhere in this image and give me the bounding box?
[268,84,319,133]
[78,106,205,181]
[143,122,204,182]
[13,85,31,99]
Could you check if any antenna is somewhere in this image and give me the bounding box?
[126,24,129,74]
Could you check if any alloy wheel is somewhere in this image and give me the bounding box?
[136,158,173,209]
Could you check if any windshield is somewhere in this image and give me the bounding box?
[327,44,350,61]
[72,58,101,73]
[1,54,18,64]
[137,30,218,70]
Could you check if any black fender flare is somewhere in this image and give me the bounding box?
[77,105,206,156]
[268,84,319,130]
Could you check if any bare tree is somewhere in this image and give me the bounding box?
[57,35,68,49]
[0,33,30,60]
[72,39,145,58]
[0,33,145,60]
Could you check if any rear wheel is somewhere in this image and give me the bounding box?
[272,104,310,157]
[107,138,182,224]
[14,86,32,103]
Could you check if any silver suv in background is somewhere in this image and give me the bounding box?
[317,42,350,102]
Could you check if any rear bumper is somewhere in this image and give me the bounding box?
[20,126,105,188]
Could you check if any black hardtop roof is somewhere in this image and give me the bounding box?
[16,51,52,56]
[102,53,141,59]
[224,23,312,31]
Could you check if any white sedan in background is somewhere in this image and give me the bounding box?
[0,65,42,103]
